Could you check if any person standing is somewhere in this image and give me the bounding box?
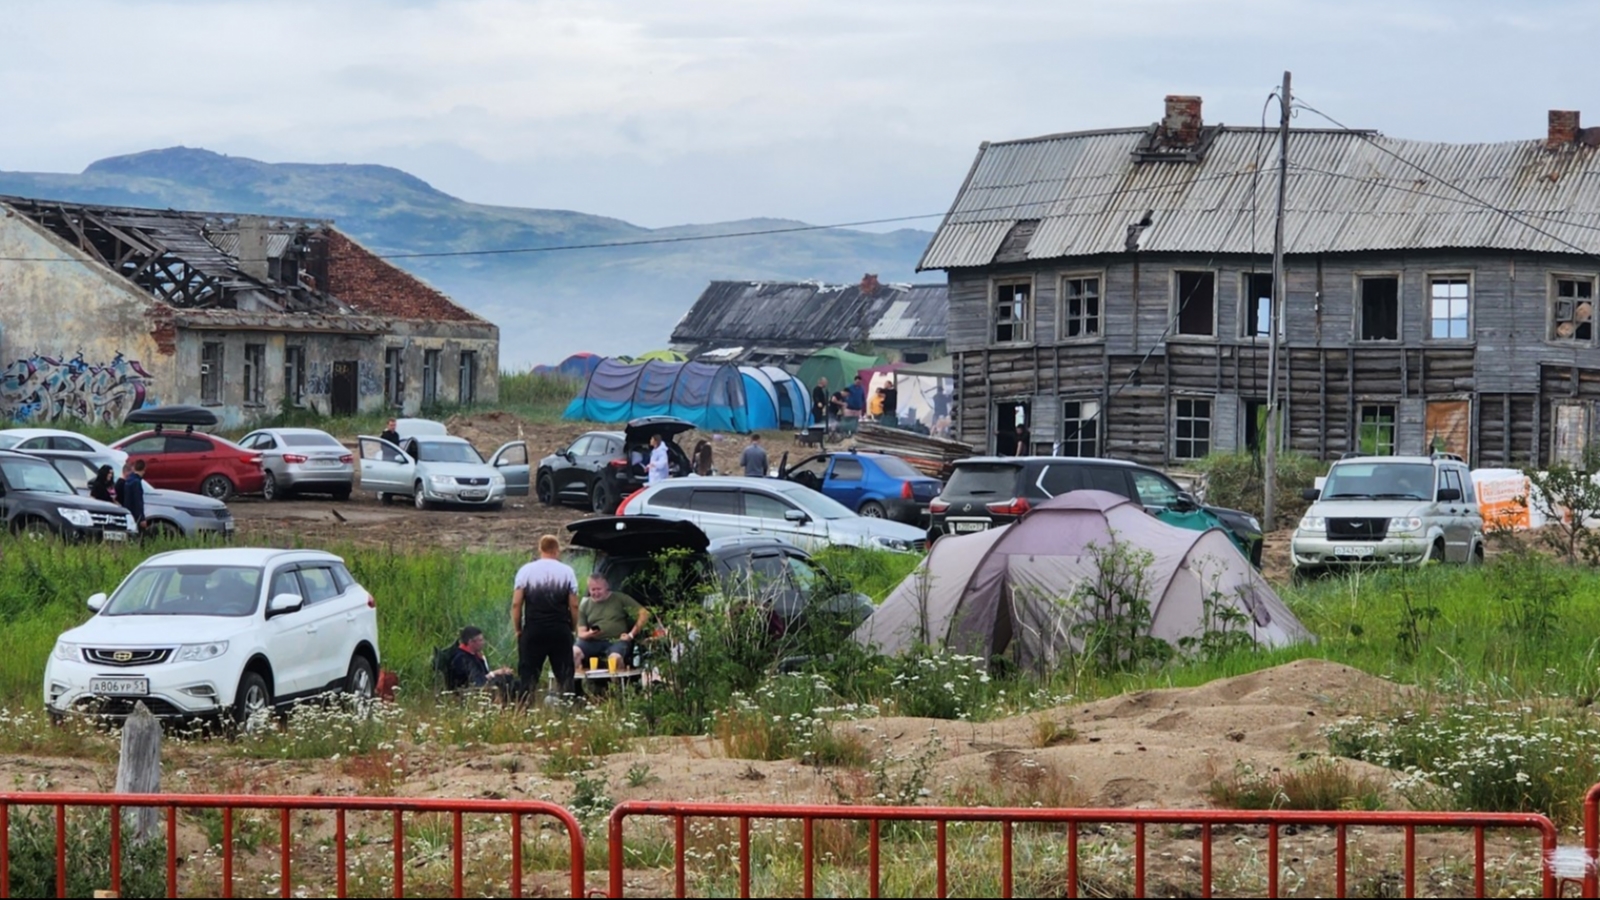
[119,459,148,533]
[741,433,769,477]
[380,418,401,445]
[647,434,671,485]
[89,465,116,503]
[511,535,580,701]
[882,379,899,428]
[811,377,830,429]
[845,375,866,419]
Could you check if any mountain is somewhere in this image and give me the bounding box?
[0,148,936,368]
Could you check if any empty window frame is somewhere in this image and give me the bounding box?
[243,343,266,407]
[1241,272,1274,338]
[284,346,306,408]
[1172,397,1212,459]
[1550,275,1597,343]
[459,351,478,405]
[384,347,404,408]
[1059,275,1101,339]
[993,280,1032,343]
[200,342,223,405]
[1429,275,1471,340]
[1174,271,1216,337]
[1060,398,1101,457]
[1358,404,1398,456]
[1358,276,1400,341]
[422,349,441,407]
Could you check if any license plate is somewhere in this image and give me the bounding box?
[309,459,342,468]
[89,678,148,695]
[460,491,487,501]
[102,530,127,543]
[1334,546,1375,558]
[951,521,989,533]
[223,520,236,532]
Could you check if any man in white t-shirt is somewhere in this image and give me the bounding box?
[511,534,580,699]
[647,434,670,485]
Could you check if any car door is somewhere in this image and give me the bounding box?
[262,567,313,697]
[783,455,830,492]
[742,487,820,550]
[292,563,353,690]
[683,487,744,540]
[551,436,592,498]
[824,457,867,510]
[490,441,531,496]
[116,434,168,486]
[1438,467,1472,560]
[357,437,413,494]
[160,434,217,492]
[241,432,279,477]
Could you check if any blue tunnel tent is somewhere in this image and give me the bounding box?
[564,359,750,432]
[740,366,812,431]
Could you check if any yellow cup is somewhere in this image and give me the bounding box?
[608,656,619,674]
[589,657,599,671]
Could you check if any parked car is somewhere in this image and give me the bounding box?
[357,432,527,510]
[777,450,942,523]
[537,417,695,514]
[566,515,873,630]
[111,431,264,501]
[0,428,127,472]
[237,428,355,501]
[1291,453,1485,579]
[44,547,380,724]
[617,475,927,553]
[928,456,1264,567]
[34,452,236,540]
[0,449,137,541]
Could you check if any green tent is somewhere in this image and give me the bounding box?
[633,349,688,363]
[796,348,886,397]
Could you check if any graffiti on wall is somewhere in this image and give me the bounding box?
[305,361,383,398]
[0,351,156,425]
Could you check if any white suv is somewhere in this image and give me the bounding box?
[44,548,380,725]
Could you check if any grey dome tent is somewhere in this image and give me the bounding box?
[854,491,1310,672]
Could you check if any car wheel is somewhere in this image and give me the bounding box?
[536,472,556,506]
[1469,541,1485,565]
[380,493,394,506]
[858,500,887,518]
[232,671,272,731]
[414,483,431,511]
[345,655,376,700]
[262,471,281,501]
[1423,539,1444,566]
[333,487,352,502]
[591,481,616,515]
[12,517,54,542]
[146,520,183,540]
[201,474,235,502]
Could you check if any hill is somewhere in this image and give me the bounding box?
[0,148,935,367]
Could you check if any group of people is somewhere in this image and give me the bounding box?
[88,458,150,532]
[444,534,653,700]
[810,374,932,434]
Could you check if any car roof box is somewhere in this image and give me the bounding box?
[124,405,220,434]
[566,515,710,556]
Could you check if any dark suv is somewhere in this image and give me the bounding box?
[0,450,137,542]
[538,417,694,514]
[929,456,1264,567]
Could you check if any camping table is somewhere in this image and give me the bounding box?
[574,666,656,696]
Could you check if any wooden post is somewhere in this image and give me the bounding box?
[114,702,162,844]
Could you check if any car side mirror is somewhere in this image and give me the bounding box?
[1436,487,1462,502]
[86,592,107,613]
[784,509,810,524]
[1301,487,1320,501]
[564,451,575,463]
[1172,492,1199,512]
[267,593,304,616]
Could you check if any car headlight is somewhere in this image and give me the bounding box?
[1298,516,1325,532]
[124,514,138,532]
[490,473,505,486]
[57,508,92,528]
[429,474,455,488]
[873,536,913,552]
[1241,515,1262,533]
[176,641,229,662]
[52,641,79,662]
[1388,517,1423,534]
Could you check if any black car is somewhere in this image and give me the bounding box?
[565,515,873,629]
[538,417,695,514]
[928,456,1265,567]
[0,450,137,542]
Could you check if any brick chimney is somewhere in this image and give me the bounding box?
[860,273,880,295]
[1549,110,1581,148]
[1163,95,1203,146]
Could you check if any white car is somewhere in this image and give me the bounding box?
[0,428,127,471]
[357,433,528,510]
[617,475,927,553]
[44,548,380,725]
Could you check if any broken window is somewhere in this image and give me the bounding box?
[993,280,1031,343]
[284,346,306,408]
[1551,276,1596,343]
[201,342,223,406]
[1358,404,1397,455]
[1174,271,1215,337]
[384,347,404,409]
[459,351,478,405]
[243,344,265,407]
[1060,276,1101,339]
[1429,276,1470,340]
[1242,272,1274,338]
[1173,397,1212,459]
[422,349,441,408]
[1359,277,1400,341]
[1060,399,1100,457]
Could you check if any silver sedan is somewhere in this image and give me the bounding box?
[238,428,354,501]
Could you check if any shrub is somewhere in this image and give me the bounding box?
[887,651,995,719]
[1193,450,1322,522]
[5,807,168,898]
[1206,757,1385,811]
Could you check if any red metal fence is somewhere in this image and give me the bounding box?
[0,792,586,899]
[607,801,1560,898]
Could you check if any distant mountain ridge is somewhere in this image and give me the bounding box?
[0,147,934,367]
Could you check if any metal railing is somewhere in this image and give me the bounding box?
[0,792,586,899]
[607,800,1559,898]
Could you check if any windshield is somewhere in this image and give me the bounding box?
[284,433,343,448]
[871,456,924,480]
[1321,462,1436,500]
[0,458,75,494]
[47,458,96,491]
[775,483,855,520]
[0,435,22,450]
[416,441,484,464]
[103,565,264,617]
[944,464,1022,497]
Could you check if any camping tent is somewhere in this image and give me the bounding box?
[564,359,749,432]
[854,491,1310,673]
[740,366,812,431]
[891,358,955,435]
[633,349,689,363]
[796,347,886,397]
[532,352,604,379]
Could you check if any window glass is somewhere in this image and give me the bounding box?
[104,565,262,618]
[415,441,483,464]
[993,281,1031,343]
[1082,466,1131,496]
[1430,277,1471,340]
[568,436,594,457]
[1551,276,1596,342]
[744,491,796,519]
[870,456,922,479]
[1132,471,1182,507]
[0,459,74,494]
[1038,465,1078,497]
[650,486,693,509]
[1173,398,1212,459]
[54,436,91,452]
[497,443,529,466]
[120,436,166,455]
[298,567,341,605]
[331,565,355,592]
[830,458,865,482]
[1459,469,1477,504]
[1062,276,1101,338]
[50,458,95,490]
[17,437,47,450]
[269,569,302,601]
[785,555,820,593]
[167,436,214,454]
[689,490,742,515]
[788,456,830,480]
[283,433,342,447]
[1441,467,1462,499]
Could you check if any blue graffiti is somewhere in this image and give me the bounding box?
[1,351,156,426]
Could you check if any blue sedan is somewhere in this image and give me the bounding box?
[778,451,943,523]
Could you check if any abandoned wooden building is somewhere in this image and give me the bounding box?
[920,96,1600,467]
[0,197,499,427]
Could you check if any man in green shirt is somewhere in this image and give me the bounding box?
[575,572,651,670]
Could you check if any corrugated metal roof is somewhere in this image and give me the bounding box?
[920,126,1600,269]
[206,232,294,258]
[672,281,948,346]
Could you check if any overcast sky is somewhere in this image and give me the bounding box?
[4,0,1597,229]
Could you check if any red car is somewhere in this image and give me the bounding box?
[112,431,265,501]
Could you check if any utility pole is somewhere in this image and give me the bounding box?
[1263,70,1291,533]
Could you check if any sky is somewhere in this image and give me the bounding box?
[3,0,1598,231]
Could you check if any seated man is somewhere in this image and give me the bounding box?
[444,626,515,694]
[574,572,650,672]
